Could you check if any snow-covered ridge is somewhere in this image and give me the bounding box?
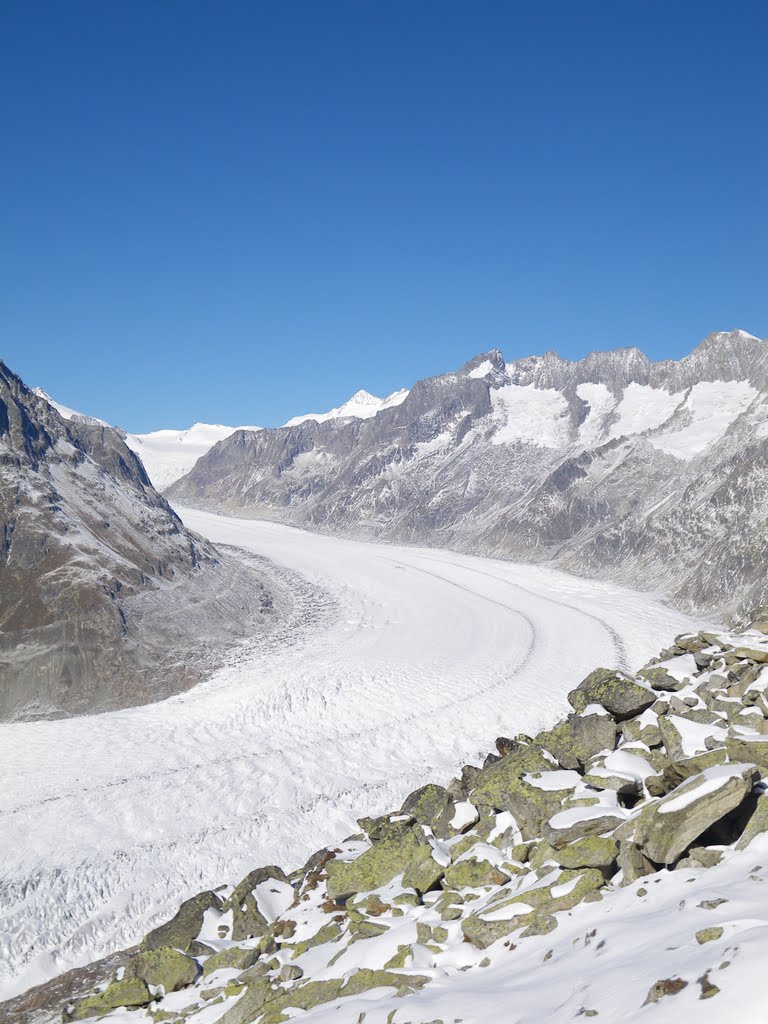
[123,423,261,490]
[283,387,409,427]
[31,388,261,490]
[32,388,109,427]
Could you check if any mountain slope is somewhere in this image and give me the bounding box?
[167,330,768,621]
[0,360,273,721]
[122,422,262,490]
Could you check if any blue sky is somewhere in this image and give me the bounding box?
[1,1,765,431]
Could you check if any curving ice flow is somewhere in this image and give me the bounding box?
[0,511,703,1001]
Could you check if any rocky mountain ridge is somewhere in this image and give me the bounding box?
[0,360,274,720]
[167,329,768,621]
[12,608,768,1023]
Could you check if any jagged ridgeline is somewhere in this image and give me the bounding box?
[167,329,768,623]
[25,610,768,1023]
[0,359,274,720]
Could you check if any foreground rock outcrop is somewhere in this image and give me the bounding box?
[0,360,274,720]
[10,609,768,1022]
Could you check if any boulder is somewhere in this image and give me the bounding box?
[401,784,456,839]
[63,978,152,1021]
[227,865,292,941]
[63,948,200,1021]
[542,807,625,849]
[735,790,768,850]
[140,890,223,952]
[567,669,655,720]
[128,947,201,990]
[639,665,690,692]
[552,836,618,869]
[617,840,655,884]
[441,857,511,890]
[325,827,432,900]
[725,733,768,768]
[469,749,575,839]
[661,748,727,789]
[535,711,617,770]
[357,814,414,843]
[619,763,758,863]
[202,946,262,976]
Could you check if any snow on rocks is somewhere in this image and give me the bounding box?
[28,618,768,1024]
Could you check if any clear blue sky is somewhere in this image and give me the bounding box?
[1,0,765,431]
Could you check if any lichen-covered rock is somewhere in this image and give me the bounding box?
[227,866,292,941]
[357,813,414,844]
[568,668,656,720]
[401,783,456,839]
[325,827,431,900]
[725,734,768,768]
[202,946,262,976]
[661,747,728,789]
[461,909,530,949]
[441,856,511,890]
[469,749,575,839]
[543,808,625,849]
[639,664,691,692]
[128,946,201,991]
[619,763,758,863]
[553,835,618,869]
[140,890,223,952]
[535,711,617,771]
[63,978,153,1021]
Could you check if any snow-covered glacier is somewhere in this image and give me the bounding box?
[0,509,702,1002]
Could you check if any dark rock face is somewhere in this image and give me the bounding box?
[0,360,272,721]
[168,330,768,621]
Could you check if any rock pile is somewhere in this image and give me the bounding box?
[61,611,768,1023]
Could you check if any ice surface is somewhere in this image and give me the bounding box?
[0,510,700,1001]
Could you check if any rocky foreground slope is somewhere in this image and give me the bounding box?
[12,611,768,1022]
[168,329,768,622]
[0,360,274,720]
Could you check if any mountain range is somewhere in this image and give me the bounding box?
[167,329,768,623]
[1,362,274,721]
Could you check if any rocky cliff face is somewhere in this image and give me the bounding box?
[168,330,768,621]
[0,360,273,721]
[14,608,768,1023]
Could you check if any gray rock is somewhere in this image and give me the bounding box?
[536,711,617,770]
[620,763,758,863]
[567,669,656,720]
[141,891,223,953]
[227,866,292,941]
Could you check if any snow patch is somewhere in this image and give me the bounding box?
[491,384,570,448]
[607,383,684,440]
[650,380,758,460]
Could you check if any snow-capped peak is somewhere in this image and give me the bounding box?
[283,386,409,428]
[32,387,109,427]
